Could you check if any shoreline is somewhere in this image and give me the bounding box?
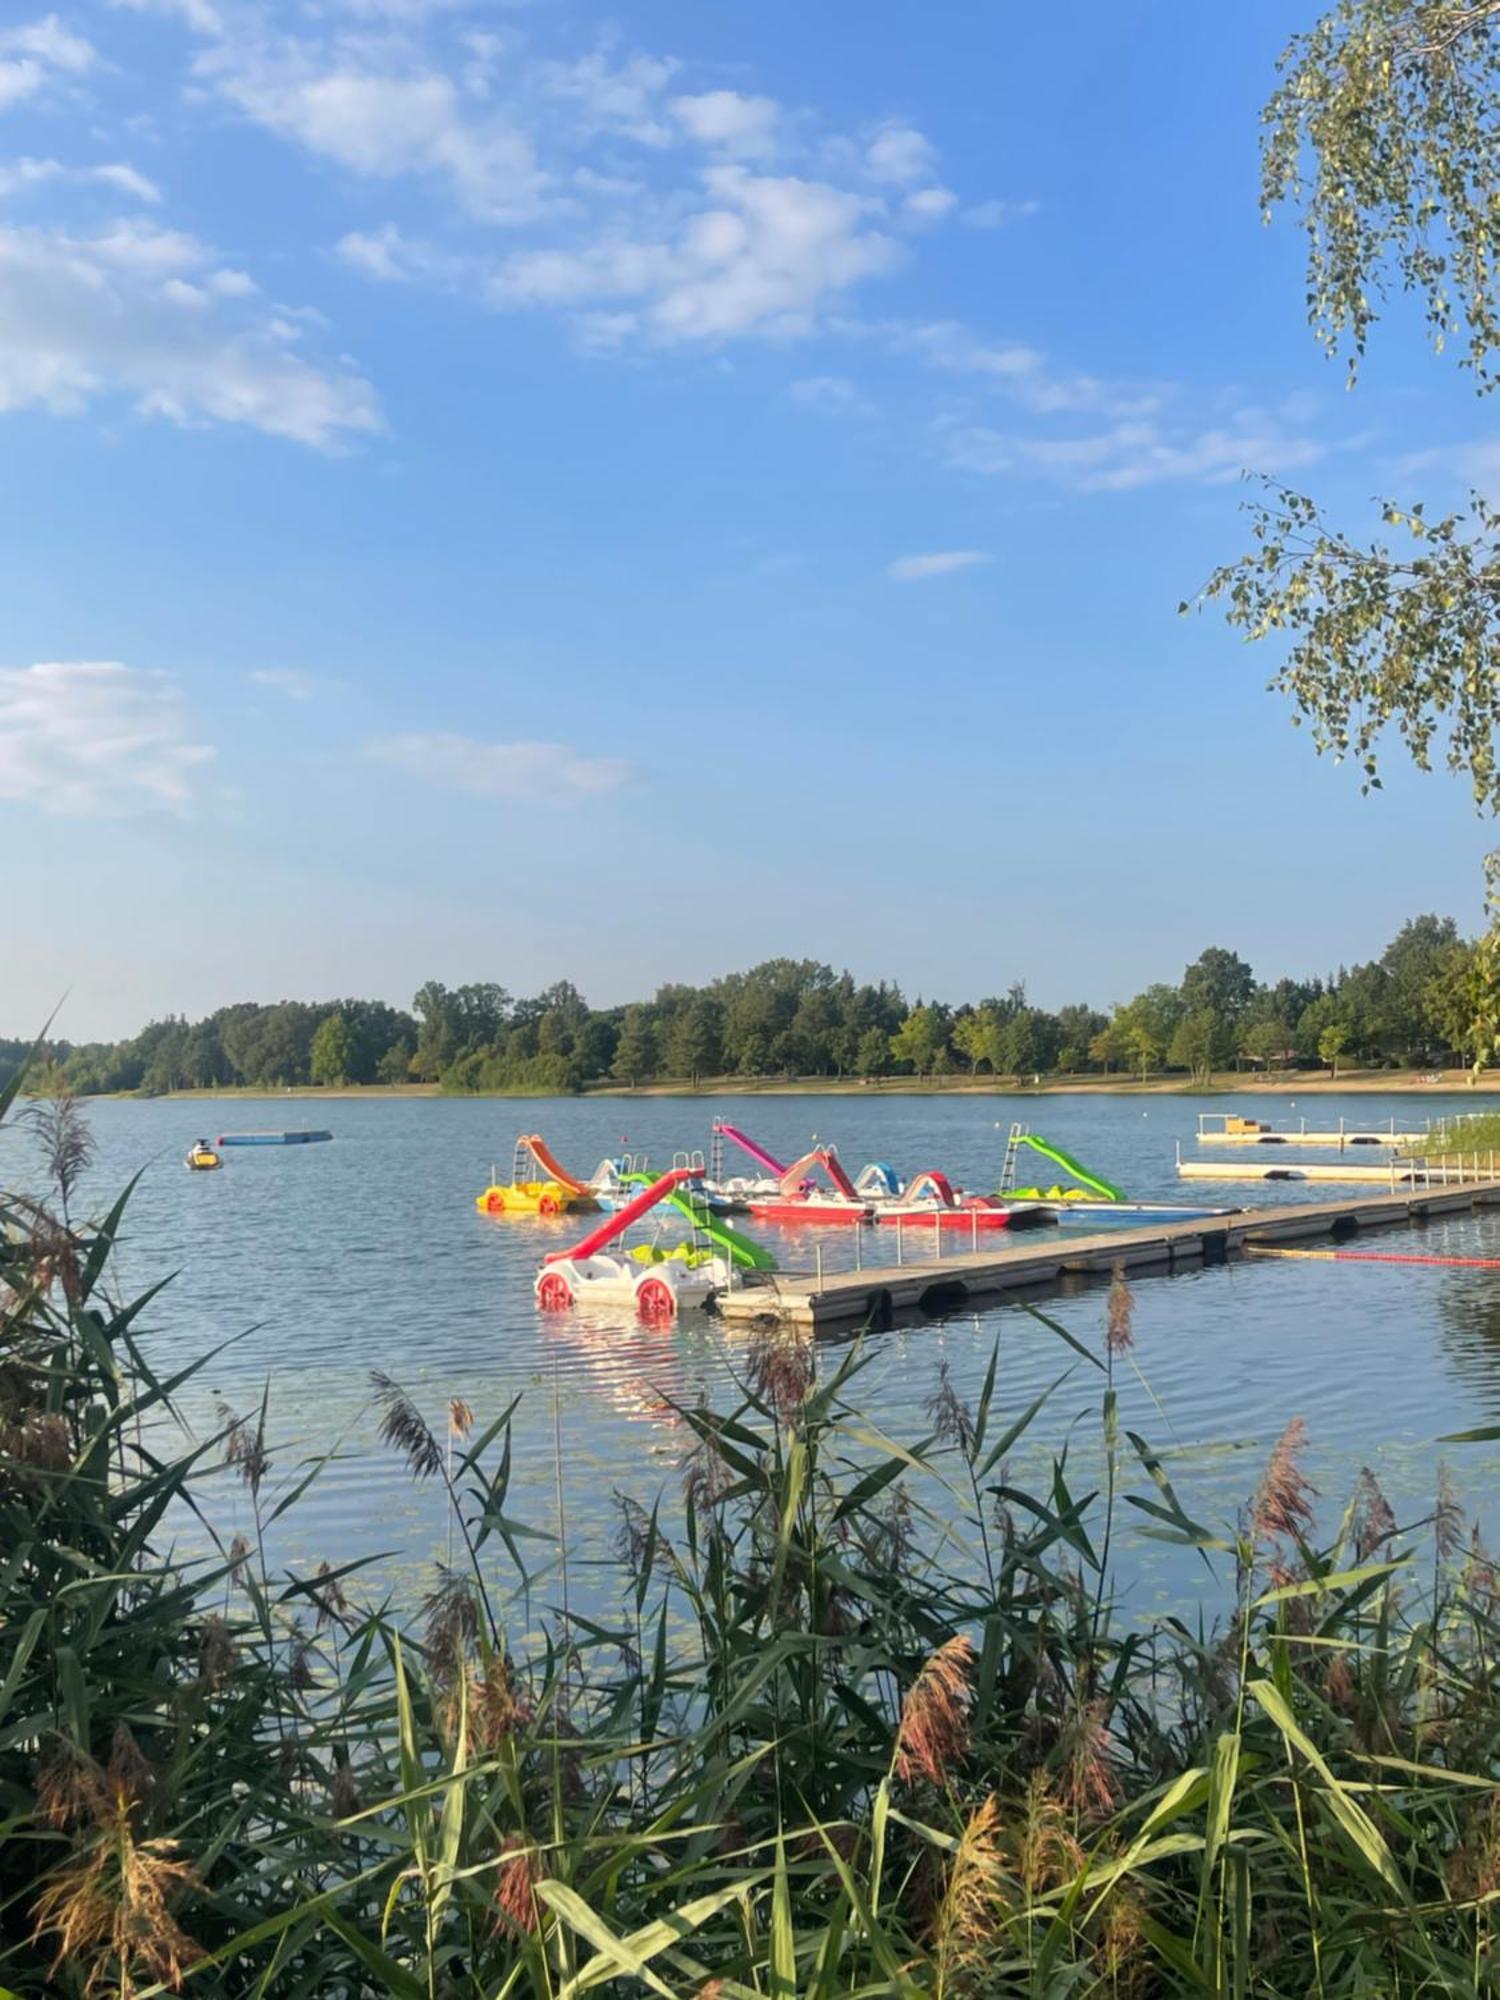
[99,1069,1500,1102]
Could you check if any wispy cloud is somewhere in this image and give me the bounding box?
[0,14,95,114]
[0,217,380,446]
[367,732,633,799]
[787,373,873,418]
[888,549,992,581]
[0,661,214,816]
[939,412,1327,491]
[961,198,1040,230]
[0,157,161,203]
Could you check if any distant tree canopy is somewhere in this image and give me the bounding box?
[11,918,1490,1098]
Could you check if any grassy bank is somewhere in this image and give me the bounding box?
[135,1066,1500,1102]
[8,1083,1500,1994]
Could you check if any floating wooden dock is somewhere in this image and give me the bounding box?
[717,1180,1500,1330]
[1195,1113,1427,1149]
[1180,1159,1461,1185]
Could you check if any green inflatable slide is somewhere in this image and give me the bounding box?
[621,1172,776,1270]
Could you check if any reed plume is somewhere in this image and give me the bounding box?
[746,1323,813,1417]
[22,1081,94,1220]
[927,1361,977,1454]
[1106,1264,1135,1357]
[1057,1692,1117,1820]
[895,1634,976,1788]
[1436,1462,1464,1561]
[493,1835,543,1935]
[217,1398,269,1498]
[930,1793,1005,1994]
[369,1370,443,1478]
[31,1728,200,1997]
[1350,1464,1397,1560]
[1251,1416,1317,1547]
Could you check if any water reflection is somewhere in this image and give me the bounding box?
[4,1088,1500,1620]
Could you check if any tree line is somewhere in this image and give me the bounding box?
[7,912,1487,1096]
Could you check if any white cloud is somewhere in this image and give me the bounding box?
[491,166,900,343]
[962,197,1040,229]
[536,50,679,146]
[0,13,96,110]
[0,216,379,445]
[864,123,936,186]
[367,732,632,799]
[940,414,1326,490]
[888,549,992,581]
[197,43,550,221]
[250,667,318,700]
[903,186,956,226]
[0,661,213,816]
[788,372,872,417]
[0,156,159,201]
[670,89,779,158]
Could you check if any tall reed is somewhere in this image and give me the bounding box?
[6,1064,1500,1995]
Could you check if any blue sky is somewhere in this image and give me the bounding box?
[2,0,1495,1038]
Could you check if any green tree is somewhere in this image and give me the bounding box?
[611,1006,658,1086]
[1199,0,1500,1015]
[889,1003,950,1076]
[666,997,724,1084]
[1319,1023,1350,1077]
[377,1038,414,1085]
[854,1026,891,1077]
[1168,1010,1219,1085]
[952,1006,1003,1075]
[1241,1018,1293,1070]
[310,1012,355,1086]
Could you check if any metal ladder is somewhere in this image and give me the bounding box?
[511,1136,534,1185]
[999,1122,1027,1194]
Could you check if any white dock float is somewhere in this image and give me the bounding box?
[1195,1113,1427,1150]
[717,1179,1500,1329]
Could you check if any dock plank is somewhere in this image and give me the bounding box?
[718,1182,1500,1329]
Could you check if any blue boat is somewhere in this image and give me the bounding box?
[216,1130,333,1147]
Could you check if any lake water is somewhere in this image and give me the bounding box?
[11,1089,1500,1629]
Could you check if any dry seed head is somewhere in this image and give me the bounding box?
[32,1831,201,1997]
[197,1614,236,1691]
[493,1836,543,1935]
[422,1567,478,1676]
[1012,1772,1084,1897]
[681,1431,731,1512]
[370,1371,444,1478]
[931,1793,1007,1986]
[330,1762,362,1818]
[1251,1416,1317,1547]
[1058,1693,1117,1821]
[926,1361,977,1455]
[448,1396,475,1439]
[217,1400,270,1498]
[311,1559,350,1631]
[895,1633,976,1788]
[1106,1264,1135,1357]
[22,1085,95,1213]
[746,1323,813,1416]
[1436,1462,1464,1561]
[1350,1464,1397,1561]
[1324,1651,1356,1715]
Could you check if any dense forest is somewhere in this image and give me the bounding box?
[2,913,1483,1095]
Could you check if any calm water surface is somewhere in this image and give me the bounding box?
[11,1090,1500,1628]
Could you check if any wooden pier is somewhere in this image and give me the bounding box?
[716,1180,1500,1331]
[1178,1148,1499,1185]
